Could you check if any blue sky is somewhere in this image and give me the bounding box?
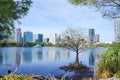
[16,0,114,42]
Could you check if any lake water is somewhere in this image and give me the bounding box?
[0,47,106,77]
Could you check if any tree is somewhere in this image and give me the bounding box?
[69,0,120,18]
[0,0,32,40]
[62,28,88,68]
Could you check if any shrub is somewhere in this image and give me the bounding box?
[0,74,34,80]
[115,71,120,78]
[97,42,120,78]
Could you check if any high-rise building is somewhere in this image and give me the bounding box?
[33,34,38,43]
[38,34,43,43]
[95,34,99,43]
[114,17,120,42]
[57,34,61,43]
[44,38,49,43]
[15,28,22,42]
[33,34,43,43]
[24,31,33,42]
[49,33,57,44]
[89,29,95,43]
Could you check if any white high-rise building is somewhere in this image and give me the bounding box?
[15,28,22,42]
[49,33,57,44]
[114,17,120,42]
[33,34,38,42]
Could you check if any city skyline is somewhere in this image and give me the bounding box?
[15,0,114,42]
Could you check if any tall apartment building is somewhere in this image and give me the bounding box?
[95,34,99,43]
[49,33,57,44]
[89,29,95,43]
[24,31,33,42]
[33,34,43,43]
[33,34,38,42]
[15,28,22,42]
[38,34,43,43]
[114,17,120,42]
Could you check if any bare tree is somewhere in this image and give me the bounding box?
[62,28,88,68]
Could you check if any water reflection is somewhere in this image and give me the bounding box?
[37,51,42,60]
[22,48,32,63]
[14,48,21,67]
[0,51,3,66]
[0,47,105,76]
[89,48,95,66]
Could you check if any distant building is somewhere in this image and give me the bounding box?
[57,34,62,43]
[15,28,22,42]
[49,33,57,44]
[24,31,33,42]
[33,34,43,43]
[33,34,38,43]
[38,34,43,43]
[95,34,99,43]
[89,29,95,43]
[114,17,120,42]
[44,38,49,43]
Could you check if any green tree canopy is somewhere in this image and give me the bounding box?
[0,0,32,40]
[69,0,120,18]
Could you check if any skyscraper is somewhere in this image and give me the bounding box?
[114,17,120,42]
[15,28,22,42]
[44,38,49,43]
[33,34,38,43]
[49,33,57,44]
[24,31,33,42]
[89,29,95,43]
[38,34,43,43]
[95,34,99,43]
[33,34,43,43]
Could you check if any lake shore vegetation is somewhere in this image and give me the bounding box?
[96,42,120,79]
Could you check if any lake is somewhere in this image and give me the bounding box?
[0,47,106,77]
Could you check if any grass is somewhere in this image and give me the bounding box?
[0,74,34,80]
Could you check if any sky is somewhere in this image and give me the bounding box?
[15,0,114,42]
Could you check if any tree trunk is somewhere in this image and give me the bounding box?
[74,52,79,68]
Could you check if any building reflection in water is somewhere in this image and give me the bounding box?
[94,51,100,76]
[47,48,70,61]
[2,48,16,66]
[55,50,60,61]
[37,51,42,60]
[89,48,95,66]
[14,48,21,66]
[0,50,3,66]
[31,48,43,63]
[22,48,32,63]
